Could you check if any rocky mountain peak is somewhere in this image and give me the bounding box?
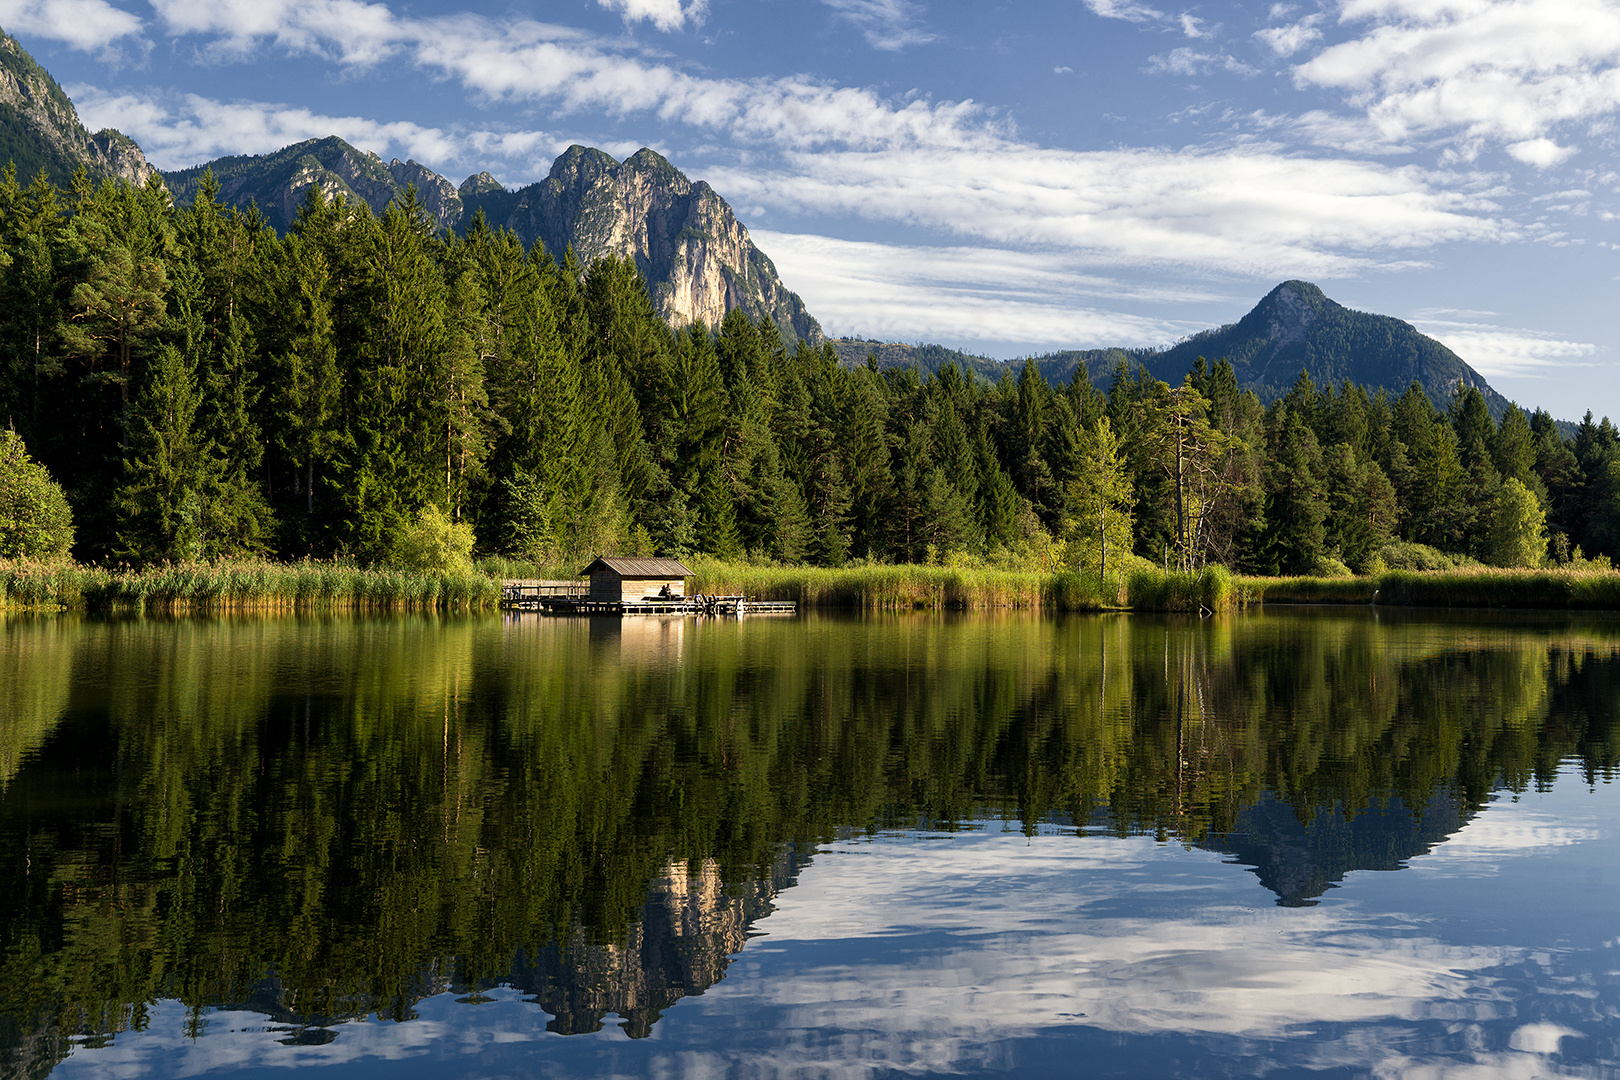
[548,145,620,195]
[623,147,689,190]
[466,146,822,345]
[1248,280,1328,379]
[458,171,505,198]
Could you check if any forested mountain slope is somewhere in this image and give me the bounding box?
[0,29,158,190]
[1122,281,1510,418]
[162,138,465,233]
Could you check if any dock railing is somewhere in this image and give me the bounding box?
[501,580,589,609]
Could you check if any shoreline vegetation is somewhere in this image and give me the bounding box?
[6,556,1620,614]
[0,558,500,613]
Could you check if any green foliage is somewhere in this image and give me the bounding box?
[1373,540,1475,572]
[1063,416,1133,579]
[0,169,1613,584]
[390,503,476,575]
[0,429,73,559]
[1486,477,1548,568]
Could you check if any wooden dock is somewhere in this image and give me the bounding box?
[500,581,795,617]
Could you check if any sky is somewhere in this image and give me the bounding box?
[3,0,1618,422]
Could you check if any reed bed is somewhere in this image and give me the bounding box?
[1247,566,1620,610]
[685,558,1236,613]
[1,559,500,612]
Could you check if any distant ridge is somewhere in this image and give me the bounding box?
[839,281,1515,418]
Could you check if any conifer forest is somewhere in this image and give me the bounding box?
[3,170,1619,576]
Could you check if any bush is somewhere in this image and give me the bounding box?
[1309,555,1354,579]
[1373,541,1476,572]
[0,430,74,560]
[391,505,476,575]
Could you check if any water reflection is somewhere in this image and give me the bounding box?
[1,609,1619,1077]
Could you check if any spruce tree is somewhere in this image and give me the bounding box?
[116,343,209,561]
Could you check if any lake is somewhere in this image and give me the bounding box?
[3,608,1620,1078]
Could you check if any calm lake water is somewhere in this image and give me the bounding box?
[4,608,1620,1078]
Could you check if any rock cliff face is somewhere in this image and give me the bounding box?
[464,146,823,346]
[166,137,822,341]
[164,140,823,345]
[0,32,822,342]
[0,30,158,188]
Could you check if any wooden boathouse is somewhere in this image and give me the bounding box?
[581,557,693,603]
[500,555,795,616]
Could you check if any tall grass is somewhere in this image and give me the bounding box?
[685,557,1235,613]
[1125,564,1236,612]
[1,559,500,613]
[1248,566,1620,610]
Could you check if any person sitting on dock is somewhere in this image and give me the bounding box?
[658,584,671,599]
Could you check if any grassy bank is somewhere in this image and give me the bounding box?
[14,556,1614,615]
[1246,567,1620,610]
[1,559,500,613]
[686,558,1236,613]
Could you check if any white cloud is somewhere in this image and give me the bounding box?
[68,85,556,174]
[1148,47,1258,76]
[141,3,995,152]
[721,147,1503,277]
[1254,15,1323,56]
[821,0,934,50]
[148,0,413,63]
[1507,137,1578,167]
[751,231,1208,347]
[1179,12,1214,37]
[1293,0,1620,156]
[1409,314,1599,377]
[1081,0,1165,23]
[595,0,707,33]
[117,0,1507,281]
[0,0,143,51]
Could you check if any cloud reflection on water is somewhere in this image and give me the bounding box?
[56,777,1620,1079]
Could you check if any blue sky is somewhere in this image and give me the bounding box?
[3,0,1617,421]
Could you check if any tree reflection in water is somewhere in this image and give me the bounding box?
[1,608,1618,1074]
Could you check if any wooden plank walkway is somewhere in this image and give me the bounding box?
[500,582,795,617]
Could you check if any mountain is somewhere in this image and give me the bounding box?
[162,136,466,234]
[841,281,1514,417]
[464,146,822,346]
[0,29,158,189]
[1117,281,1510,416]
[163,139,823,347]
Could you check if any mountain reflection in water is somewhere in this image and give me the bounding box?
[2,608,1619,1077]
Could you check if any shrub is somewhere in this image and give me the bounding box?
[0,430,74,560]
[391,505,476,575]
[1310,556,1355,579]
[1374,541,1476,572]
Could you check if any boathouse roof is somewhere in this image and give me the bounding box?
[578,556,694,579]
